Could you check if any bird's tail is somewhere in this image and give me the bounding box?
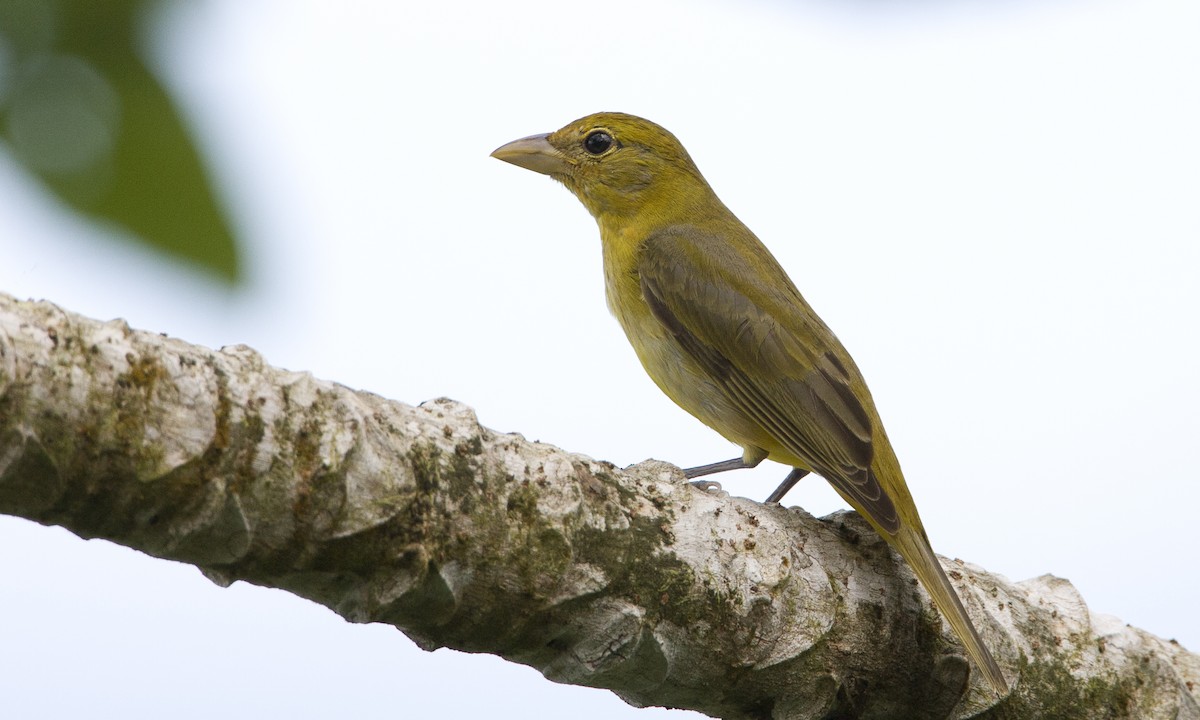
[892,526,1009,695]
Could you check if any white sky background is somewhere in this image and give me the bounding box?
[1,0,1198,716]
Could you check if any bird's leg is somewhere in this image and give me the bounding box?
[686,458,749,492]
[685,447,768,493]
[764,468,810,504]
[684,457,753,479]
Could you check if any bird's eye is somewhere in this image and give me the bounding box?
[584,131,613,155]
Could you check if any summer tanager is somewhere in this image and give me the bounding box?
[491,112,1007,694]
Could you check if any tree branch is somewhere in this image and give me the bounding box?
[1,291,1196,719]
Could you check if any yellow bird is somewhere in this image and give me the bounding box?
[491,112,1007,694]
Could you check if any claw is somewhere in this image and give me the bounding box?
[689,479,723,493]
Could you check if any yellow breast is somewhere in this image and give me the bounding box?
[600,226,773,459]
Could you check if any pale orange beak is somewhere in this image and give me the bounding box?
[490,133,572,176]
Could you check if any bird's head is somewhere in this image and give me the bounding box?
[491,112,715,225]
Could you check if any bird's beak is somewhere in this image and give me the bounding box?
[490,133,571,176]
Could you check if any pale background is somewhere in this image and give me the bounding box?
[2,1,1197,717]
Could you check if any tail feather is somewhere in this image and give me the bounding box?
[893,527,1009,694]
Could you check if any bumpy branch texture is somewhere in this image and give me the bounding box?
[1,291,1196,719]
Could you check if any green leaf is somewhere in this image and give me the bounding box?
[0,0,241,282]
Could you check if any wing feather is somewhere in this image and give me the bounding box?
[639,227,899,532]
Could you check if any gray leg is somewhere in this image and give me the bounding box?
[685,455,764,493]
[684,449,770,494]
[764,468,810,504]
[684,457,754,479]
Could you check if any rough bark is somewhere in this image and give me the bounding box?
[1,291,1196,719]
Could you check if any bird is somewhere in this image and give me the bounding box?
[491,112,1008,694]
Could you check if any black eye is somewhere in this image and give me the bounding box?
[584,131,613,155]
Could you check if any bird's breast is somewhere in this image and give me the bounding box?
[602,244,768,455]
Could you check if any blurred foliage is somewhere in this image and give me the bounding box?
[0,0,240,282]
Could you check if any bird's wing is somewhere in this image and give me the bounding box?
[639,227,900,532]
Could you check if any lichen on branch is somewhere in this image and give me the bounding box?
[1,291,1196,719]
